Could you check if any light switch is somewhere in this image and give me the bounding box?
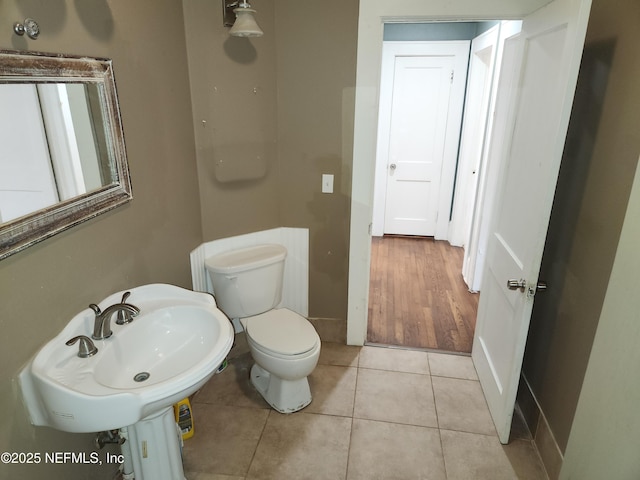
[322,174,334,194]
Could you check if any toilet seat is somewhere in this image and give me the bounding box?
[241,309,319,357]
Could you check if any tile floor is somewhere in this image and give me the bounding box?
[182,336,548,479]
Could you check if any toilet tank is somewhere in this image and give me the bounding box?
[205,244,287,319]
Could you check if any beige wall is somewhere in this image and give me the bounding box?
[183,0,359,341]
[0,1,359,476]
[521,0,640,462]
[560,152,640,478]
[275,0,358,337]
[183,0,280,239]
[0,1,202,478]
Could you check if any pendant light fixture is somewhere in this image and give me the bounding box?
[223,0,263,38]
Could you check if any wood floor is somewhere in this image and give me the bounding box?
[367,235,479,353]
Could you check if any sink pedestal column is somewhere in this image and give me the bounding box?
[125,407,185,480]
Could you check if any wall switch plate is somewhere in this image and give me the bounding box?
[322,174,334,194]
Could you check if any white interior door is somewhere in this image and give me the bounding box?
[375,42,469,237]
[462,20,523,293]
[450,25,499,248]
[472,0,591,443]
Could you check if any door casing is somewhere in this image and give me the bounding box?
[349,0,556,346]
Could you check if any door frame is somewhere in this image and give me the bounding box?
[347,0,580,346]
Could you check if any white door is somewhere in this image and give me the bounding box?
[472,0,591,443]
[462,20,523,293]
[450,25,500,248]
[378,42,469,237]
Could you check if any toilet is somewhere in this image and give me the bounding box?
[205,244,321,413]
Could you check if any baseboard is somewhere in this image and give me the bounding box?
[517,376,564,479]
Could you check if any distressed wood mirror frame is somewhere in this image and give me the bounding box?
[0,50,132,260]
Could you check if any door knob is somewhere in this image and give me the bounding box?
[389,163,397,171]
[507,279,548,295]
[507,279,527,292]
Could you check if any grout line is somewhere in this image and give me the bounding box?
[356,365,431,376]
[344,356,360,480]
[438,426,501,438]
[345,416,355,480]
[428,355,441,431]
[428,350,451,478]
[243,406,271,478]
[438,428,449,480]
[352,361,360,418]
[365,341,472,357]
[346,358,361,474]
[349,415,440,431]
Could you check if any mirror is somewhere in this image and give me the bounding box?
[0,50,132,260]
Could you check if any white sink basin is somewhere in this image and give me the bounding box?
[19,284,234,433]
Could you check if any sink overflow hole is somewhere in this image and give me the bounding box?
[134,372,150,382]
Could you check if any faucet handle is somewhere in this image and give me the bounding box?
[66,335,98,358]
[116,291,136,325]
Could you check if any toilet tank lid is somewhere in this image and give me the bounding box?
[205,244,287,274]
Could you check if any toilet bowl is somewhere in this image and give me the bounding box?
[242,308,320,413]
[204,244,321,413]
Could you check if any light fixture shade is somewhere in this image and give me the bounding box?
[229,8,263,37]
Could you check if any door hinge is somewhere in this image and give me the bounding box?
[368,223,372,235]
[450,70,454,83]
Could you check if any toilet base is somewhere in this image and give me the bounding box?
[250,364,312,413]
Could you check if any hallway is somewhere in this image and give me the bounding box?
[368,235,479,353]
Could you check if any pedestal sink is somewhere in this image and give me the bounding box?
[19,284,234,480]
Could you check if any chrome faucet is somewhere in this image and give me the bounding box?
[89,291,140,340]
